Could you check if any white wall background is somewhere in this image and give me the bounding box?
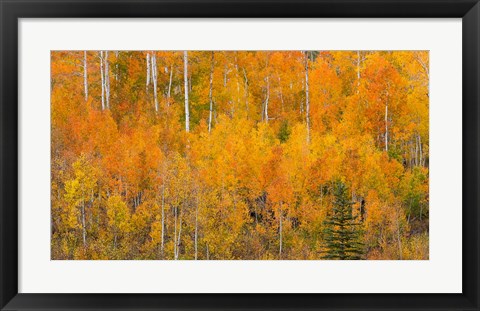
[19,19,462,293]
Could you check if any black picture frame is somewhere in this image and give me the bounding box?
[1,0,479,310]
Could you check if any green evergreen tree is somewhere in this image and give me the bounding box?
[277,120,291,143]
[322,181,365,260]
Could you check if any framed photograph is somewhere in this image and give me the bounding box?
[1,0,479,310]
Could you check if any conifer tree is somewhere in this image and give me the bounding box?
[322,181,365,260]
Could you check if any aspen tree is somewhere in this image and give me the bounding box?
[161,183,165,255]
[146,52,150,92]
[194,191,199,260]
[264,75,270,122]
[263,53,270,122]
[385,87,389,152]
[208,52,215,133]
[104,51,110,109]
[184,51,190,132]
[51,51,430,260]
[115,51,119,82]
[83,51,88,101]
[305,51,311,144]
[167,65,173,105]
[99,51,105,110]
[151,53,159,112]
[356,51,361,93]
[385,102,388,152]
[279,202,283,258]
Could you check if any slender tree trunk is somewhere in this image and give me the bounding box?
[167,65,173,106]
[83,51,88,101]
[208,52,215,133]
[356,51,361,94]
[264,75,270,122]
[195,194,199,260]
[415,134,419,166]
[105,51,110,109]
[146,52,150,92]
[152,53,159,112]
[418,133,423,166]
[174,206,178,259]
[279,202,283,259]
[99,51,105,110]
[300,78,304,115]
[115,51,119,82]
[223,63,234,118]
[184,51,190,132]
[305,51,311,144]
[81,200,86,248]
[410,142,414,168]
[385,103,388,152]
[176,211,183,260]
[161,184,165,255]
[235,53,241,111]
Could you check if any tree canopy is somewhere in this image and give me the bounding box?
[51,50,429,260]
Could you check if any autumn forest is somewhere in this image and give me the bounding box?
[51,50,429,260]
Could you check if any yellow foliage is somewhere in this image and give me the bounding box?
[51,51,429,260]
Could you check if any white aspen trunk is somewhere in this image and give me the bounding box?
[223,64,234,118]
[208,52,215,133]
[235,53,241,110]
[195,194,199,260]
[300,78,304,115]
[152,53,159,112]
[83,51,88,101]
[184,51,190,132]
[161,184,165,255]
[397,216,403,260]
[81,200,86,248]
[419,134,423,166]
[99,51,105,110]
[279,203,283,259]
[415,134,419,166]
[356,51,361,93]
[105,51,110,109]
[410,142,414,168]
[385,103,388,152]
[146,52,150,92]
[167,65,173,105]
[305,51,311,144]
[264,75,270,122]
[174,206,178,259]
[115,51,119,82]
[176,212,183,260]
